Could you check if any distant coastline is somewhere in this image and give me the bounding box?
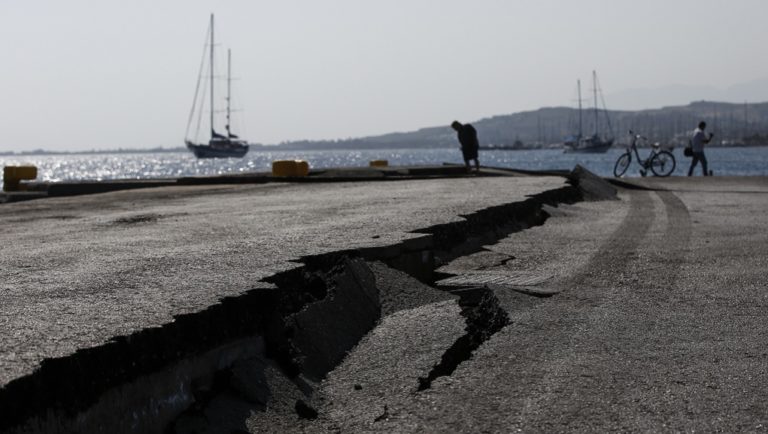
[3,100,767,155]
[5,141,767,157]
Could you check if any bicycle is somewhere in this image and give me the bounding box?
[613,130,676,177]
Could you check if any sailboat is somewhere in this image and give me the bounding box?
[563,71,614,153]
[185,14,249,159]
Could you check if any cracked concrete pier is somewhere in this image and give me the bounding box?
[2,169,768,432]
[1,168,580,432]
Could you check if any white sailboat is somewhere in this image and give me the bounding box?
[185,14,249,159]
[564,71,614,153]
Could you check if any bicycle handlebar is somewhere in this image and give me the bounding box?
[628,130,647,141]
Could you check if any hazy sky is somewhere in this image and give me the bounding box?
[2,0,767,151]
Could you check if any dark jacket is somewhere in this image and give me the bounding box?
[457,124,479,160]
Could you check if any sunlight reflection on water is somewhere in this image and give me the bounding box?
[1,147,766,182]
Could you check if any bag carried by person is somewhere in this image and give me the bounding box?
[684,140,693,157]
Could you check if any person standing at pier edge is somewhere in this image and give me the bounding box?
[688,121,713,176]
[451,120,480,172]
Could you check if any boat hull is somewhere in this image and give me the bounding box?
[186,141,249,159]
[563,138,613,154]
[563,144,612,153]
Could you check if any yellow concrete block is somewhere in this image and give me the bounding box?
[295,160,310,176]
[272,160,310,177]
[369,160,389,167]
[3,165,38,191]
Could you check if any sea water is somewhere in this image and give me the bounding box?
[1,146,767,182]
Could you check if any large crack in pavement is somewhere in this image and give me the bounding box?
[417,286,510,391]
[2,167,617,433]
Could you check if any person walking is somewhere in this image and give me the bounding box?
[451,120,480,172]
[688,121,713,176]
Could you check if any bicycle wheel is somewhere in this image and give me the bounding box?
[650,150,675,177]
[613,152,631,177]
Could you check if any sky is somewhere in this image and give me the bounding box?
[2,0,768,151]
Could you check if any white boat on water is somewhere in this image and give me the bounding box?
[184,14,249,159]
[564,71,614,153]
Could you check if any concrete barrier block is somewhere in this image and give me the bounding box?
[272,160,310,177]
[3,165,38,191]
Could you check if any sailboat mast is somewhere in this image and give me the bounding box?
[744,101,749,138]
[577,80,583,138]
[210,14,215,138]
[226,49,231,136]
[593,70,598,137]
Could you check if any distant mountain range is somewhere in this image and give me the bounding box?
[5,100,766,156]
[272,100,768,150]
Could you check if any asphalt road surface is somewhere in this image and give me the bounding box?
[0,176,565,390]
[3,174,768,433]
[305,177,768,432]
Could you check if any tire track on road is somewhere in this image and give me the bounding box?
[517,189,693,430]
[567,189,656,289]
[654,190,692,286]
[516,190,656,427]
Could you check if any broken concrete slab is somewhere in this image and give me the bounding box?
[286,258,380,380]
[0,168,618,432]
[569,164,618,201]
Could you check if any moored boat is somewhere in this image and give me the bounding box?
[184,14,249,159]
[564,71,614,153]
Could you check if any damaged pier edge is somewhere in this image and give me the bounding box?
[0,168,614,432]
